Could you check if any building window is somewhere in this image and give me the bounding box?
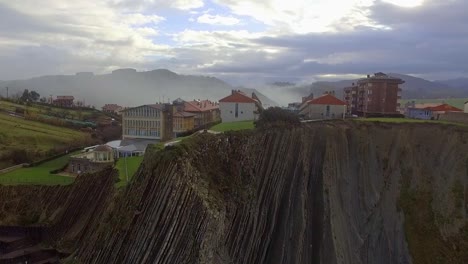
[368,89,372,95]
[235,103,239,118]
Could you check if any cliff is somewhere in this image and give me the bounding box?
[1,122,467,263]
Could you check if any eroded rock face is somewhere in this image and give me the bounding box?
[1,122,467,263]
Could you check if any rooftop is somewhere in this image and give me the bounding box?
[184,100,219,112]
[306,94,347,106]
[425,104,462,112]
[219,90,257,103]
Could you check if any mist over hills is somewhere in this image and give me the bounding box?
[0,69,467,108]
[0,69,233,108]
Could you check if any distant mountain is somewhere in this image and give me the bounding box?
[435,78,468,90]
[291,73,468,100]
[0,69,234,108]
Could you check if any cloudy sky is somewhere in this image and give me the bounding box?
[0,0,467,84]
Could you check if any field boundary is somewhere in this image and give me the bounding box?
[0,163,28,175]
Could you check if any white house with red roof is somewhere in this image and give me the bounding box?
[299,93,347,120]
[219,90,262,122]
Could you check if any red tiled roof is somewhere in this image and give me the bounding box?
[184,100,219,112]
[219,91,256,103]
[306,94,346,106]
[425,104,462,112]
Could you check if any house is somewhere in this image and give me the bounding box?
[183,100,220,127]
[299,93,347,119]
[102,104,123,114]
[464,101,468,113]
[426,104,462,119]
[344,73,404,116]
[121,104,173,141]
[67,145,114,174]
[219,90,262,122]
[173,111,196,136]
[53,96,74,107]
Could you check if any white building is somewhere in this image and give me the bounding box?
[219,90,262,122]
[464,101,468,113]
[299,94,347,119]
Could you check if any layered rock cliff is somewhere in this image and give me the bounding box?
[1,122,467,263]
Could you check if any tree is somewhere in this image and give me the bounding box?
[40,97,47,103]
[255,107,301,128]
[30,91,40,102]
[20,89,30,102]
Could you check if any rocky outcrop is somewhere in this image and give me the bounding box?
[1,122,467,263]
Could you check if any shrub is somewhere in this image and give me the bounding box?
[255,107,300,128]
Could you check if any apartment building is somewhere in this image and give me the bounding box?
[344,72,404,116]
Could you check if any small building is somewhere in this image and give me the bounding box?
[219,90,262,123]
[426,104,462,119]
[53,96,74,107]
[183,100,221,128]
[464,101,468,113]
[299,93,347,120]
[102,104,123,114]
[68,145,114,174]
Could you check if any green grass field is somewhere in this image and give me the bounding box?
[0,153,76,185]
[0,112,92,169]
[400,98,468,109]
[210,120,255,132]
[115,156,144,187]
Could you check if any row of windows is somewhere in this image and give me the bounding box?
[124,107,161,118]
[124,119,161,128]
[124,129,161,137]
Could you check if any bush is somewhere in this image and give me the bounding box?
[255,107,301,128]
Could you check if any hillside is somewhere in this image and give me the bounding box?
[0,69,234,108]
[0,122,466,263]
[0,112,93,169]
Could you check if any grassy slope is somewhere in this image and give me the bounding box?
[0,113,91,163]
[0,153,76,185]
[0,99,96,120]
[210,120,255,132]
[115,156,144,187]
[400,98,468,109]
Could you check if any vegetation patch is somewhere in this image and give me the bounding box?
[399,167,468,263]
[115,156,144,188]
[0,112,93,169]
[0,153,77,185]
[210,120,254,132]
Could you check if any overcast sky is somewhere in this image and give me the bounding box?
[0,0,467,84]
